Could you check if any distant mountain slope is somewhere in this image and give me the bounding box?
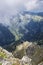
[0,23,15,46]
[22,11,43,16]
[0,11,43,48]
[8,12,43,42]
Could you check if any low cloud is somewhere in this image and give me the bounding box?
[25,0,43,12]
[0,0,43,25]
[0,0,43,15]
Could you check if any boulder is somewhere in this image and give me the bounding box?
[26,44,43,65]
[21,55,32,65]
[13,41,32,59]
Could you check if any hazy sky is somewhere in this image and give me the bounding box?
[0,0,43,14]
[0,0,43,25]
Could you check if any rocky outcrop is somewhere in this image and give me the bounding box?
[0,46,22,65]
[13,41,43,65]
[0,46,13,65]
[21,55,32,65]
[26,44,43,65]
[0,41,43,65]
[13,41,32,59]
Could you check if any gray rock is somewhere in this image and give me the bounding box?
[26,44,43,65]
[21,56,32,65]
[2,61,12,65]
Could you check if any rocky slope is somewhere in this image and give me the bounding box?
[0,46,20,65]
[0,41,42,65]
[13,41,43,65]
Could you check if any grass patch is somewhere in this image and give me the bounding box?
[0,52,7,59]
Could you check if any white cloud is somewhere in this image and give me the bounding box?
[0,0,43,15]
[0,0,26,25]
[0,0,43,25]
[25,0,43,12]
[0,0,27,16]
[25,0,37,10]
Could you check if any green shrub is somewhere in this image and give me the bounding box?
[0,52,7,58]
